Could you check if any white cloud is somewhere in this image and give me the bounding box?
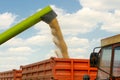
[79,0,120,33]
[0,56,28,71]
[0,46,33,60]
[66,37,90,58]
[34,5,100,35]
[34,21,51,35]
[4,38,25,46]
[0,65,19,71]
[4,35,52,47]
[69,48,87,58]
[45,50,58,59]
[0,46,33,71]
[44,36,91,59]
[100,11,120,32]
[66,37,89,48]
[80,0,120,11]
[0,56,28,62]
[55,7,99,35]
[0,12,16,30]
[34,4,119,36]
[8,46,33,55]
[26,35,52,46]
[48,5,120,35]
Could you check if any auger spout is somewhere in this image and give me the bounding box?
[0,5,69,58]
[0,6,52,45]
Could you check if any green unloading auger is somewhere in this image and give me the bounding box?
[0,6,56,45]
[0,6,69,58]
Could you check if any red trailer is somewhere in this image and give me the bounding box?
[21,57,97,80]
[0,69,22,80]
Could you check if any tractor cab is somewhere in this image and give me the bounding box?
[90,34,120,80]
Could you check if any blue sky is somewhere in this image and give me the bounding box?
[0,0,80,16]
[0,0,120,71]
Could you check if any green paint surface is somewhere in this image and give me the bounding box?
[0,6,52,45]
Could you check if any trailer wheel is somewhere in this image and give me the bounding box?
[83,74,90,80]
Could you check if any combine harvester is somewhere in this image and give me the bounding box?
[0,6,97,80]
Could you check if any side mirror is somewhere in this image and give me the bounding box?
[90,52,99,67]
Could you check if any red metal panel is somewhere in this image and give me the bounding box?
[21,58,97,80]
[0,69,22,80]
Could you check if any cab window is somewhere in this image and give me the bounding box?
[97,46,112,79]
[113,46,120,77]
